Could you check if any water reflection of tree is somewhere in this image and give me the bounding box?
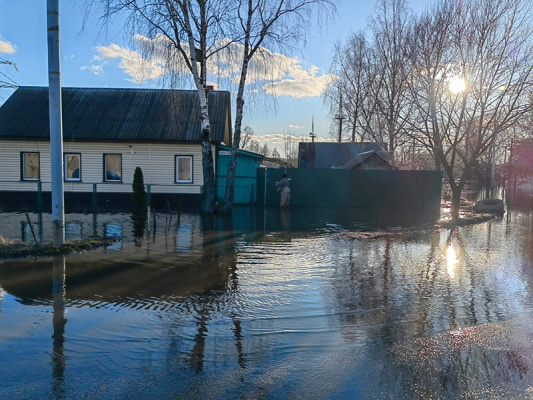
[162,214,245,375]
[330,225,533,397]
[131,209,147,246]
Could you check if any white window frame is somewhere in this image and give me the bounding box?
[21,152,40,181]
[104,154,122,182]
[175,155,193,183]
[64,153,81,182]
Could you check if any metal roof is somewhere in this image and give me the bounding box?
[217,144,264,159]
[298,142,391,168]
[338,150,392,169]
[0,86,231,143]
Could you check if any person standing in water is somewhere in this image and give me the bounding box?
[276,173,291,207]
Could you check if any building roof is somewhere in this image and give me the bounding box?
[298,142,391,169]
[338,150,392,169]
[0,86,232,144]
[217,144,264,159]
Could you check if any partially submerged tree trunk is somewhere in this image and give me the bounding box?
[221,0,335,212]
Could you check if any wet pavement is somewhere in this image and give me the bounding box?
[1,206,533,399]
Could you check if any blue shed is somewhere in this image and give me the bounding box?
[216,145,263,205]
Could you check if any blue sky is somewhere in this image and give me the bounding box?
[0,0,428,151]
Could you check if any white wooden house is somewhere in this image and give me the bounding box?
[0,86,232,210]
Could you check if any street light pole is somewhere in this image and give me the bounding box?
[47,0,65,245]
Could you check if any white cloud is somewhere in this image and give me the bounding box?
[253,132,335,145]
[87,34,335,97]
[80,64,104,76]
[93,43,166,83]
[209,40,336,98]
[288,124,305,129]
[263,69,334,98]
[0,37,16,54]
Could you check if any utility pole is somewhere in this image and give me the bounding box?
[47,0,65,245]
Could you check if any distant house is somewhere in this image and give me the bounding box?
[298,142,393,170]
[0,86,233,210]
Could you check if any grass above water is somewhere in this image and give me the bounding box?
[0,237,119,259]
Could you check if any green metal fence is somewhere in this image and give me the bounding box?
[257,168,443,209]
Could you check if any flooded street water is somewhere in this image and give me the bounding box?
[1,206,533,399]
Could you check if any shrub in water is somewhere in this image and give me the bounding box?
[132,167,147,210]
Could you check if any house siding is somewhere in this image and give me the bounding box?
[0,140,215,195]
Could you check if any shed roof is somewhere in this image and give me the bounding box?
[0,86,231,144]
[338,150,392,169]
[217,144,264,160]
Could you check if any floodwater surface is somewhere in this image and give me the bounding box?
[1,207,533,399]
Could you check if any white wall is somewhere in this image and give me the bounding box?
[0,140,216,194]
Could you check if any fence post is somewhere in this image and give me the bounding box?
[37,181,43,213]
[264,169,267,206]
[250,183,255,206]
[146,184,151,207]
[92,183,97,213]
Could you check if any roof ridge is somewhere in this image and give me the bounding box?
[17,86,229,93]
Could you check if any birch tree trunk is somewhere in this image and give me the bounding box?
[181,0,216,214]
[221,0,253,214]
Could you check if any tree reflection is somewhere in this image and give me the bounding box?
[163,213,243,375]
[131,209,147,246]
[328,223,533,397]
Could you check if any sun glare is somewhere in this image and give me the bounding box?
[449,77,466,94]
[446,245,459,278]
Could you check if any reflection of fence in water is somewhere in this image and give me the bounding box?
[175,224,193,252]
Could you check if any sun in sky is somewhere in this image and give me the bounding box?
[448,76,466,94]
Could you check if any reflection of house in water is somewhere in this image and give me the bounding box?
[65,223,82,240]
[0,213,235,307]
[21,221,41,243]
[104,223,123,251]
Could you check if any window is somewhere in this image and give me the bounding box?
[64,153,81,181]
[104,154,122,182]
[175,155,193,183]
[21,152,40,181]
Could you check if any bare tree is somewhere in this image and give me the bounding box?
[325,0,414,165]
[407,0,533,218]
[283,130,299,166]
[239,125,254,150]
[220,0,336,213]
[325,34,376,143]
[259,143,271,158]
[367,0,414,165]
